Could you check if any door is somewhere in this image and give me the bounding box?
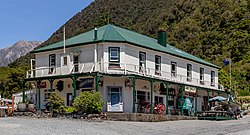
[73,55,79,72]
[107,87,123,112]
[66,93,73,106]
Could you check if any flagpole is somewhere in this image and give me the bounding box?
[63,26,66,54]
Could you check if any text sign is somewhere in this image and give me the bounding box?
[79,78,94,89]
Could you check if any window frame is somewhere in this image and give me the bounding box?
[155,55,161,75]
[73,55,79,72]
[63,56,68,66]
[49,54,56,73]
[200,68,204,85]
[211,71,215,86]
[187,64,192,81]
[171,62,177,77]
[109,47,120,67]
[139,52,146,72]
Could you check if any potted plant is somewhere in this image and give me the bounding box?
[17,102,27,112]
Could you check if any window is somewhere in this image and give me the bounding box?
[155,55,161,75]
[211,71,215,86]
[109,47,120,67]
[139,52,146,73]
[63,56,67,66]
[187,64,192,81]
[137,91,150,103]
[200,68,204,85]
[49,54,56,73]
[171,62,177,77]
[73,55,79,72]
[137,91,146,103]
[155,96,163,104]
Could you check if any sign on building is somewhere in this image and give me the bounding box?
[79,78,94,89]
[185,86,196,93]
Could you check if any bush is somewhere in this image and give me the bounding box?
[47,93,66,113]
[73,91,104,114]
[65,107,77,113]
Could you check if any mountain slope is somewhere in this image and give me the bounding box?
[0,41,42,67]
[10,0,250,95]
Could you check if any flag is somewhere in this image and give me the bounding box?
[223,58,230,65]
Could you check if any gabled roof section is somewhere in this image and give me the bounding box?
[32,24,219,69]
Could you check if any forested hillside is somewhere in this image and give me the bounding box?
[6,0,250,98]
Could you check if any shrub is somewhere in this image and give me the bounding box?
[65,107,77,113]
[47,93,66,113]
[73,91,104,114]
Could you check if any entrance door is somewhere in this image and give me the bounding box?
[66,93,73,106]
[107,87,123,112]
[73,55,79,72]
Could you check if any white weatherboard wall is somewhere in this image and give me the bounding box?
[35,42,218,90]
[123,43,219,89]
[35,44,95,77]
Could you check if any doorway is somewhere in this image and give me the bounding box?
[107,87,123,112]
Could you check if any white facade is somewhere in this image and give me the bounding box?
[29,42,220,91]
[27,41,223,114]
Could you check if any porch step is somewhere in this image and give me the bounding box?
[106,113,197,122]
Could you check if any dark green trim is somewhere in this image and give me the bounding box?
[48,79,55,94]
[24,72,96,82]
[150,80,153,114]
[32,40,220,69]
[72,75,77,99]
[132,77,136,113]
[108,47,120,66]
[195,87,198,116]
[95,74,99,92]
[165,82,169,115]
[25,72,223,93]
[48,79,54,112]
[22,80,26,103]
[207,90,210,111]
[37,80,41,111]
[181,85,184,115]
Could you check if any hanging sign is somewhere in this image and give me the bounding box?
[79,78,94,89]
[185,86,196,93]
[40,81,46,88]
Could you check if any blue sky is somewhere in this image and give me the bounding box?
[0,0,93,48]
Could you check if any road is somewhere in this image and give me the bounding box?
[0,116,250,135]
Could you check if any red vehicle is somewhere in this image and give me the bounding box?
[137,101,166,114]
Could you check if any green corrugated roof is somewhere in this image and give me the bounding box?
[32,24,219,68]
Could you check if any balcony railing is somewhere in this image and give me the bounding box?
[26,62,224,91]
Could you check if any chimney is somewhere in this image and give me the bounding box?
[94,27,98,40]
[157,29,167,47]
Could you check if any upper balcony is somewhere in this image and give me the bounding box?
[26,62,224,91]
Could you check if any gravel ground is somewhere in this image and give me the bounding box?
[0,116,250,135]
